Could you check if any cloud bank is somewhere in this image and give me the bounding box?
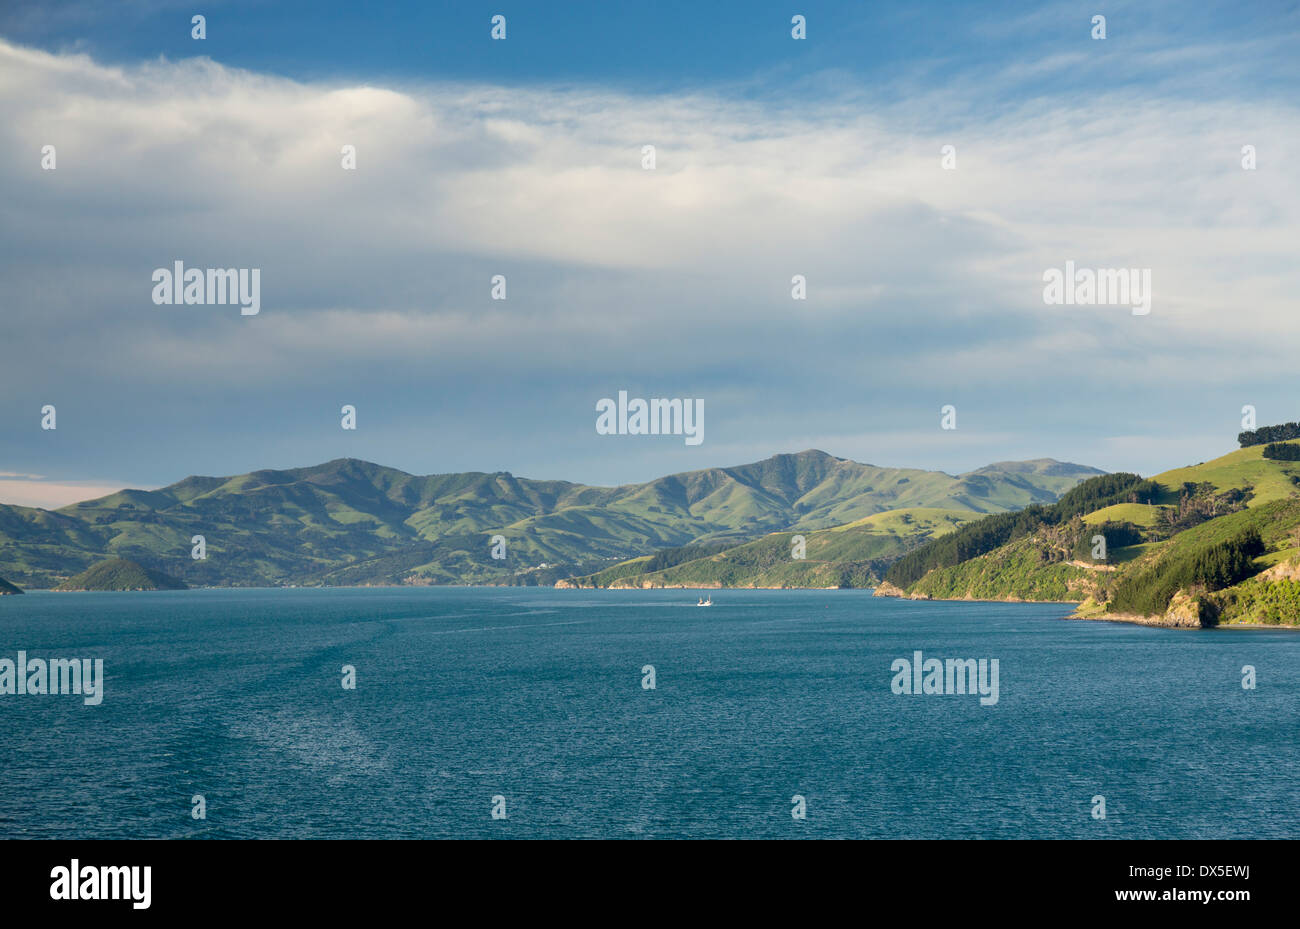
[1,33,1297,493]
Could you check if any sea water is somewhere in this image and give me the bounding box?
[1,587,1296,839]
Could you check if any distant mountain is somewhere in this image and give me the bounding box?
[0,575,22,595]
[53,558,188,592]
[0,450,1103,589]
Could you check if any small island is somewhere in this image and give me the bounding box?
[53,558,188,592]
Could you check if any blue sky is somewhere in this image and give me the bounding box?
[1,1,1299,506]
[6,1,1296,99]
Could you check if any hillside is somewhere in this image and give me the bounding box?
[0,575,22,595]
[53,558,188,592]
[0,451,1102,589]
[879,440,1300,626]
[0,503,110,585]
[561,508,980,589]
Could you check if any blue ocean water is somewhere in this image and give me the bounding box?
[1,587,1296,839]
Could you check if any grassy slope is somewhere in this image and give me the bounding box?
[564,507,981,588]
[0,575,22,594]
[0,503,110,583]
[1081,503,1167,528]
[899,441,1300,620]
[1151,442,1300,506]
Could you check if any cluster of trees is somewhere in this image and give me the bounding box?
[835,563,878,588]
[640,541,736,573]
[1239,422,1300,447]
[1071,521,1143,560]
[1053,473,1160,517]
[1262,442,1300,461]
[884,473,1152,588]
[1159,482,1250,533]
[884,507,1044,588]
[1108,528,1265,616]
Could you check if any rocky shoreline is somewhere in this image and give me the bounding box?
[876,582,1249,628]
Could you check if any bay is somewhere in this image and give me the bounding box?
[1,587,1296,839]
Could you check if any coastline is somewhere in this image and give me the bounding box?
[877,584,1300,629]
[11,581,1300,628]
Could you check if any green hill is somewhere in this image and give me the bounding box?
[0,503,110,585]
[0,451,1102,589]
[1150,444,1300,507]
[879,440,1300,625]
[0,575,22,595]
[563,508,980,588]
[53,558,188,592]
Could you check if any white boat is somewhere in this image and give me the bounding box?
[697,596,712,606]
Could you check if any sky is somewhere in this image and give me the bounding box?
[1,0,1299,508]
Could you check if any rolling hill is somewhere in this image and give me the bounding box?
[53,558,188,592]
[0,451,1102,589]
[877,439,1300,626]
[561,508,981,588]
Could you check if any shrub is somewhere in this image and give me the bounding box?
[1262,442,1300,461]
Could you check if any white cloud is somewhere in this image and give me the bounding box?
[1,36,1297,484]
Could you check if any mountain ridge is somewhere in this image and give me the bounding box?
[0,450,1102,589]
